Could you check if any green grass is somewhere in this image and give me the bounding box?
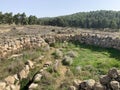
[0,48,42,80]
[54,42,120,80]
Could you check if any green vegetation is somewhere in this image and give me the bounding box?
[1,10,120,30]
[54,42,120,80]
[0,48,42,80]
[40,10,120,30]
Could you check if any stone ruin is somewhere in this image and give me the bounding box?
[42,32,120,50]
[69,68,120,90]
[0,35,49,59]
[0,31,120,90]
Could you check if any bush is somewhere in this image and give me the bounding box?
[62,56,73,66]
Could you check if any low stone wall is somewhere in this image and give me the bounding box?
[43,32,120,50]
[0,35,49,59]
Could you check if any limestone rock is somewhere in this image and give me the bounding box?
[29,83,38,90]
[68,86,76,90]
[4,76,15,85]
[26,60,34,69]
[5,86,11,90]
[110,81,119,90]
[18,69,28,79]
[94,82,106,90]
[73,79,82,88]
[0,82,6,90]
[34,73,42,82]
[86,79,95,89]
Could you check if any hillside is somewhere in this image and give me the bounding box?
[0,25,120,90]
[1,10,120,31]
[40,10,120,30]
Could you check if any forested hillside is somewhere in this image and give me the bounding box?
[41,10,120,29]
[1,10,120,29]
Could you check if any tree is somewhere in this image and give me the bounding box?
[20,13,28,25]
[28,15,37,25]
[13,13,21,25]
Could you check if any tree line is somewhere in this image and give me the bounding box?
[1,10,120,29]
[41,10,120,29]
[0,12,41,25]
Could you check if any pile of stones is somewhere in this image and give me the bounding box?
[69,68,120,90]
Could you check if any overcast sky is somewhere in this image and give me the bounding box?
[0,0,120,17]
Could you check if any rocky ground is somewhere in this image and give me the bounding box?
[0,25,120,90]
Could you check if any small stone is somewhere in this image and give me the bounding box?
[110,81,119,90]
[4,76,15,85]
[73,79,82,88]
[34,74,42,82]
[18,69,28,79]
[29,83,38,89]
[26,60,34,69]
[108,68,118,79]
[99,75,111,85]
[0,82,6,90]
[94,82,106,90]
[68,86,76,90]
[86,79,95,89]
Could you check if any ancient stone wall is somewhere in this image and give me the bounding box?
[43,32,120,50]
[0,35,49,59]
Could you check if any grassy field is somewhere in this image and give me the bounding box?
[55,42,120,80]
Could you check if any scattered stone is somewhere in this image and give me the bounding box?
[18,69,28,79]
[5,85,11,90]
[94,82,106,90]
[44,61,52,67]
[99,75,111,85]
[0,82,6,90]
[34,73,42,82]
[86,79,95,89]
[25,60,34,69]
[29,83,38,90]
[53,60,60,72]
[68,86,76,90]
[110,81,119,90]
[73,79,82,88]
[108,68,118,79]
[4,76,15,85]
